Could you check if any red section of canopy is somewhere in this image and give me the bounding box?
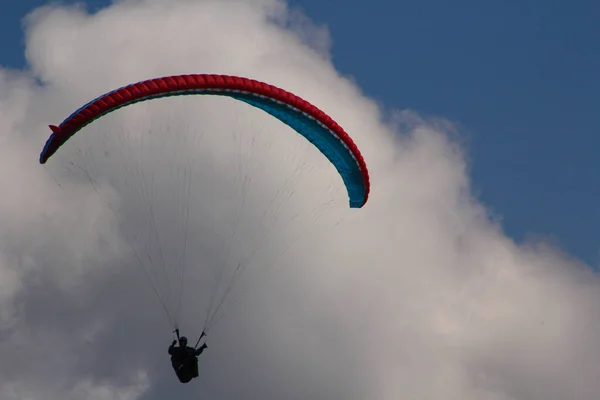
[41,74,369,204]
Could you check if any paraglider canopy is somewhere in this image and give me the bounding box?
[39,74,370,208]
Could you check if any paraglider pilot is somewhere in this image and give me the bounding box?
[169,329,208,383]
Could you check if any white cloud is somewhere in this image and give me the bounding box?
[1,0,599,399]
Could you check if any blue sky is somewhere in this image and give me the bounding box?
[2,0,599,265]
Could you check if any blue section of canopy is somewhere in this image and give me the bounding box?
[230,93,366,208]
